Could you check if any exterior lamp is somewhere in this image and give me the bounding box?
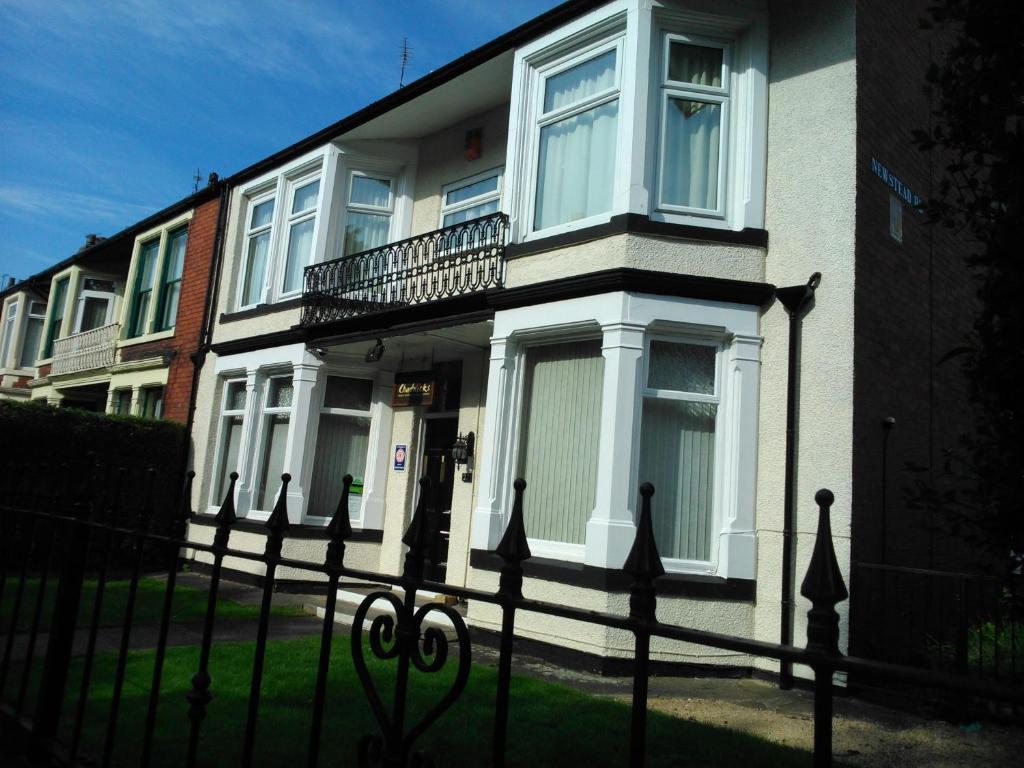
[364,338,385,363]
[451,431,474,482]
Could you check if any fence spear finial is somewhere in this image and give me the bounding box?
[800,488,848,656]
[266,473,291,535]
[624,483,665,583]
[327,474,354,543]
[215,472,239,528]
[496,478,531,565]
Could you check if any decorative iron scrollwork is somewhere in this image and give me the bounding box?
[352,591,471,767]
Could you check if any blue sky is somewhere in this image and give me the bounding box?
[0,0,563,282]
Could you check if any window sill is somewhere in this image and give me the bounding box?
[118,329,175,348]
[221,296,303,324]
[469,549,755,600]
[505,213,768,259]
[189,513,384,542]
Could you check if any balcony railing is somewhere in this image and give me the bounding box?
[51,322,119,376]
[301,212,508,326]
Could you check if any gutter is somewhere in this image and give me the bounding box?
[774,271,821,690]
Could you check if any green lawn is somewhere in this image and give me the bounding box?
[32,635,818,768]
[0,575,304,631]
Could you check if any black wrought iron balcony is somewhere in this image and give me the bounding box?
[301,212,509,326]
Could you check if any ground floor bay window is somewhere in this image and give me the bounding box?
[208,344,393,528]
[471,291,761,580]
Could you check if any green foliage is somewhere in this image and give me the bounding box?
[911,0,1024,579]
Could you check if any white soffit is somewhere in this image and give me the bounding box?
[340,51,514,140]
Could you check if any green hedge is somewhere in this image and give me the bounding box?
[0,400,188,566]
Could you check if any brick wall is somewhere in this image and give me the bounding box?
[160,195,221,424]
[850,1,983,648]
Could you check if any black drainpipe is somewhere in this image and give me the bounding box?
[775,271,821,690]
[180,177,231,482]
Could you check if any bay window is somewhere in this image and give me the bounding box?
[516,340,604,553]
[19,301,45,368]
[532,41,621,233]
[343,173,394,256]
[0,300,17,366]
[656,36,730,216]
[240,195,275,307]
[255,376,293,511]
[281,178,321,294]
[307,376,374,518]
[441,169,502,227]
[637,339,720,562]
[213,380,247,504]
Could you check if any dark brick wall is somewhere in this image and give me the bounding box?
[161,195,220,424]
[851,2,983,648]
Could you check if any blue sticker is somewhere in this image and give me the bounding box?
[394,444,407,471]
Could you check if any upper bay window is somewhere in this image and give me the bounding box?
[506,2,767,239]
[41,276,69,359]
[344,173,394,256]
[440,168,502,227]
[236,160,324,309]
[125,218,190,338]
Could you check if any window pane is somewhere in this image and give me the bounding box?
[668,43,723,87]
[43,278,68,357]
[639,399,716,560]
[269,378,293,408]
[1,302,16,364]
[130,293,151,337]
[217,415,244,503]
[535,100,618,230]
[29,302,46,316]
[445,175,499,206]
[647,341,715,394]
[137,242,159,289]
[20,317,43,367]
[257,414,290,510]
[308,413,371,518]
[142,387,164,419]
[516,340,604,545]
[292,179,320,214]
[282,218,315,294]
[251,198,275,229]
[227,381,247,411]
[164,229,187,281]
[350,176,391,208]
[242,230,271,305]
[543,49,617,112]
[344,211,391,255]
[160,283,181,330]
[80,297,110,331]
[84,278,116,293]
[114,390,132,415]
[324,376,373,411]
[442,198,499,227]
[662,99,721,210]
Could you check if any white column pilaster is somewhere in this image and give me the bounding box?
[234,369,262,517]
[716,333,762,580]
[360,371,395,530]
[585,322,646,569]
[470,336,517,551]
[282,357,322,524]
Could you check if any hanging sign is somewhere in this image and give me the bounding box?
[394,444,408,471]
[391,372,435,407]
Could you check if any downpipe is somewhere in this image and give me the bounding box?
[775,271,821,690]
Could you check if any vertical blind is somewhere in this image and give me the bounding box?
[308,414,371,518]
[516,339,604,545]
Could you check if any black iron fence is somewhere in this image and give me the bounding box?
[852,562,1021,685]
[2,462,1023,768]
[301,212,508,326]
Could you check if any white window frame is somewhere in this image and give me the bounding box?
[252,373,294,515]
[439,167,504,228]
[0,298,18,368]
[73,276,118,334]
[209,378,249,507]
[654,32,732,219]
[19,300,46,369]
[342,170,397,257]
[637,333,726,573]
[122,211,192,340]
[234,155,325,310]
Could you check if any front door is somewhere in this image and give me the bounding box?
[419,417,458,582]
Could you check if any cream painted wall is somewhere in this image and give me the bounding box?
[505,233,765,288]
[409,104,510,237]
[753,0,858,673]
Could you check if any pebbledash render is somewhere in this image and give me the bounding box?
[168,0,971,676]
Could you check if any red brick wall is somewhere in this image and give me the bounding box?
[161,195,220,424]
[850,2,983,648]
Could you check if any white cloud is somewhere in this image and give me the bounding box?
[0,183,156,227]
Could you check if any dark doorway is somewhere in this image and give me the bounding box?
[419,417,458,582]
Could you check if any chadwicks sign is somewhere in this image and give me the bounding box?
[391,372,434,407]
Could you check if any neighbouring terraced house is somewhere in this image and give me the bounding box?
[3,0,981,678]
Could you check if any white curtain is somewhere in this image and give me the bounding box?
[638,399,716,561]
[242,231,270,305]
[308,414,371,518]
[663,99,720,210]
[283,218,315,293]
[344,212,390,256]
[517,340,604,545]
[668,43,723,87]
[216,416,243,504]
[20,316,42,367]
[544,49,616,111]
